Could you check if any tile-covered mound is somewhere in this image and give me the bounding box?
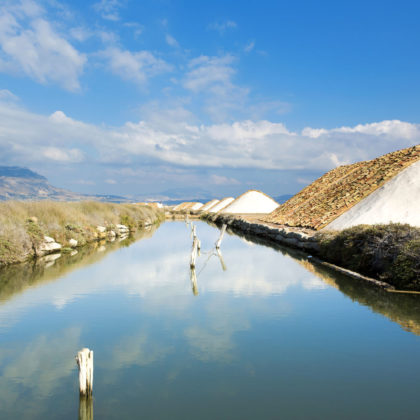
[263,145,420,230]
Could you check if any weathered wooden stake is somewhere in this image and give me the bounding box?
[215,224,227,249]
[190,237,198,268]
[76,348,93,397]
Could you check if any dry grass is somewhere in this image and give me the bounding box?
[0,201,164,266]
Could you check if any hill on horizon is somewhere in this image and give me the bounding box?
[0,166,128,202]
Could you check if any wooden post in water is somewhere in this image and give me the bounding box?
[76,348,93,397]
[190,237,198,268]
[215,224,227,249]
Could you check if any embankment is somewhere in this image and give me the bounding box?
[202,212,420,291]
[0,201,164,266]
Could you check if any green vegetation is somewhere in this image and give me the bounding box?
[317,223,420,290]
[0,201,164,266]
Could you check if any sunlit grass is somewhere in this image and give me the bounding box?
[0,201,164,266]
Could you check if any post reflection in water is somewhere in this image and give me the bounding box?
[216,248,227,272]
[190,268,198,296]
[78,396,93,420]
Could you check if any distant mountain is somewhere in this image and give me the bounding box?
[0,166,47,180]
[0,166,128,202]
[274,194,293,204]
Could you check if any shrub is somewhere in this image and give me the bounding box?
[318,223,420,289]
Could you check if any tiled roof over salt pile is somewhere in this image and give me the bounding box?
[221,190,279,214]
[263,145,420,230]
[208,197,235,213]
[200,199,219,211]
[326,159,420,229]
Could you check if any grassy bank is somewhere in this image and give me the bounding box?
[318,224,420,290]
[0,201,164,266]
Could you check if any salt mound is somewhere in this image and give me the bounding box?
[201,199,219,211]
[190,202,203,210]
[221,190,279,214]
[208,197,235,213]
[172,203,185,211]
[325,160,420,230]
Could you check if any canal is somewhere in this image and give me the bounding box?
[0,221,419,419]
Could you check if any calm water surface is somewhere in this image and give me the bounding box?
[0,221,419,419]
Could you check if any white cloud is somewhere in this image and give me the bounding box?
[123,22,144,38]
[210,175,240,185]
[69,26,92,42]
[184,55,236,92]
[165,34,179,48]
[99,47,172,85]
[244,41,255,52]
[208,19,237,34]
[0,101,419,172]
[302,120,419,140]
[42,146,84,162]
[0,89,18,102]
[183,55,249,121]
[93,0,123,21]
[0,1,86,91]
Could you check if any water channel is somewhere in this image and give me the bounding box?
[0,221,419,419]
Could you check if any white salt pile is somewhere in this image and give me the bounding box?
[325,160,420,230]
[221,190,279,214]
[208,197,235,213]
[172,203,184,211]
[190,202,204,211]
[200,199,219,211]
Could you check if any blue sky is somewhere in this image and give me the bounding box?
[0,0,419,200]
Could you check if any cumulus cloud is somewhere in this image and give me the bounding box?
[42,146,84,162]
[244,41,255,53]
[99,47,172,85]
[184,55,237,92]
[210,175,240,185]
[208,19,237,34]
[302,120,419,140]
[0,101,419,172]
[165,34,179,48]
[0,1,86,91]
[0,89,18,102]
[93,0,123,21]
[184,55,249,121]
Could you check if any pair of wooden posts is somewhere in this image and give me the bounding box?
[190,223,226,268]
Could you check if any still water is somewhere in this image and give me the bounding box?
[0,221,419,419]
